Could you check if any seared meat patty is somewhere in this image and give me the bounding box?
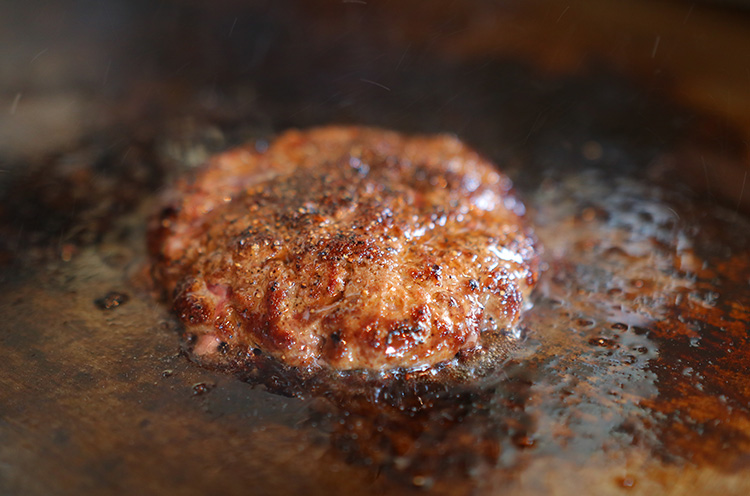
[149,127,539,371]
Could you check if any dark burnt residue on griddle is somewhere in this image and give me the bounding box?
[0,137,164,264]
[94,291,130,310]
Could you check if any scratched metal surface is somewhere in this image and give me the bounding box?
[1,1,750,495]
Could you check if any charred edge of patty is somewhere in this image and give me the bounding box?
[177,323,525,400]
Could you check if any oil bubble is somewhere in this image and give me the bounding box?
[192,382,213,396]
[588,337,618,348]
[94,291,130,310]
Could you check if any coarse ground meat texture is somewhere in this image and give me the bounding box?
[149,126,539,371]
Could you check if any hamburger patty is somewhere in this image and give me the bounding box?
[149,126,539,371]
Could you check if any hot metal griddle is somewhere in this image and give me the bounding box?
[1,1,750,494]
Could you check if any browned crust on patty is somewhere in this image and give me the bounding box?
[149,126,539,371]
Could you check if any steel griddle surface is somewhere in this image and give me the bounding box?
[2,1,750,494]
